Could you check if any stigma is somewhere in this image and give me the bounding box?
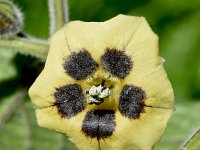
[85,85,111,105]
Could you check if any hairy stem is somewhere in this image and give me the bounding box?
[21,104,34,150]
[180,126,200,149]
[0,37,49,60]
[0,89,26,128]
[48,0,69,34]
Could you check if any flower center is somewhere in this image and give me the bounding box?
[82,70,119,107]
[85,84,111,105]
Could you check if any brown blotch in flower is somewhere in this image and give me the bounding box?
[82,109,116,140]
[54,84,85,118]
[63,50,98,80]
[119,84,146,119]
[101,48,133,78]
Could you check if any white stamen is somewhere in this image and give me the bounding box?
[99,88,111,98]
[96,85,104,94]
[88,96,99,104]
[88,86,98,96]
[87,85,111,104]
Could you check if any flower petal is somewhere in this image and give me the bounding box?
[63,15,142,63]
[29,29,74,108]
[29,14,174,150]
[123,17,174,109]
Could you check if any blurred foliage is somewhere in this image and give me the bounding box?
[12,0,49,38]
[0,0,200,150]
[0,95,76,150]
[182,126,200,149]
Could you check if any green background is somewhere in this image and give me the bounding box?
[0,0,200,149]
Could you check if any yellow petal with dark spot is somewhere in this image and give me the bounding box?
[29,14,174,150]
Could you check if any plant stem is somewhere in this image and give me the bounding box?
[0,37,49,60]
[0,88,26,128]
[180,126,200,149]
[48,0,69,34]
[21,104,34,150]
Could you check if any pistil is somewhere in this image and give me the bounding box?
[85,85,111,105]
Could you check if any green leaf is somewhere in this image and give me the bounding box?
[155,101,200,150]
[0,95,78,150]
[160,11,200,100]
[181,127,200,150]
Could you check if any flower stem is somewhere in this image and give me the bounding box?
[48,0,69,34]
[0,37,49,60]
[181,126,200,149]
[0,88,26,128]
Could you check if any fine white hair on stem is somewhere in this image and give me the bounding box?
[180,125,200,149]
[48,0,69,35]
[0,37,49,60]
[63,0,69,24]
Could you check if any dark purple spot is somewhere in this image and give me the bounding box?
[54,84,85,118]
[101,48,132,78]
[119,85,145,119]
[82,109,115,140]
[63,50,98,80]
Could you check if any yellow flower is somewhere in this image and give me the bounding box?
[29,14,174,150]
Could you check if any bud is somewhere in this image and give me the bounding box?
[0,0,23,37]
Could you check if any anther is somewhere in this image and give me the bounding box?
[85,85,111,105]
